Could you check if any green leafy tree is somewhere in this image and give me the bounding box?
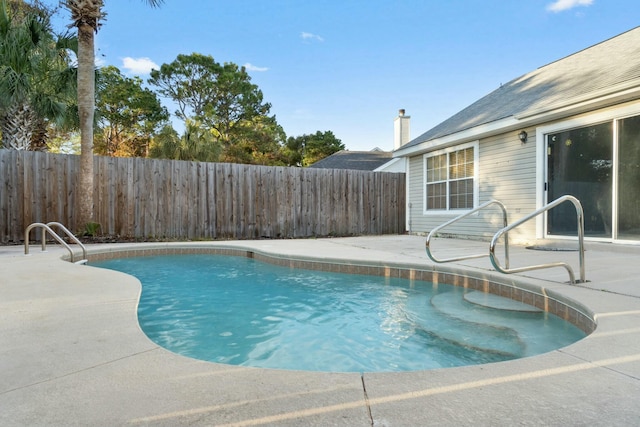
[283,131,345,167]
[222,115,287,165]
[148,53,275,157]
[63,0,163,228]
[149,121,221,162]
[0,0,77,150]
[94,65,168,157]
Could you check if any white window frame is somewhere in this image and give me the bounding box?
[423,141,479,215]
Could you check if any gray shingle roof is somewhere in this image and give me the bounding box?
[308,150,392,171]
[403,26,640,149]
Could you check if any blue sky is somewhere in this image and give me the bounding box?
[51,0,639,151]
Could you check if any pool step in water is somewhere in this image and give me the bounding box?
[430,291,544,329]
[437,297,524,357]
[427,291,565,359]
[463,291,543,313]
[404,292,526,358]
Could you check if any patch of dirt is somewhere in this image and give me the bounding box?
[77,235,177,244]
[1,235,187,246]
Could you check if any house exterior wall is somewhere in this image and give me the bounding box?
[406,131,538,243]
[479,131,537,241]
[405,99,640,243]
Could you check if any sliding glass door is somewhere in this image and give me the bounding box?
[546,114,640,241]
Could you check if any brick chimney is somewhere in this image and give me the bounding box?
[394,109,410,150]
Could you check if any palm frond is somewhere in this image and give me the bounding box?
[146,0,165,8]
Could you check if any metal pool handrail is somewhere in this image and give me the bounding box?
[426,199,509,266]
[489,195,585,284]
[46,222,87,262]
[24,222,87,264]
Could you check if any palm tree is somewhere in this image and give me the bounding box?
[63,0,163,228]
[0,0,77,150]
[149,120,221,163]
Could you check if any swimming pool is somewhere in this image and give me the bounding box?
[93,253,586,373]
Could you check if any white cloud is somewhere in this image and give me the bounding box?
[121,57,159,75]
[244,63,269,72]
[301,32,324,42]
[546,0,593,13]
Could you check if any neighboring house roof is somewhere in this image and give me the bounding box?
[397,26,640,156]
[308,150,392,171]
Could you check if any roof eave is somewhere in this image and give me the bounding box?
[515,80,640,120]
[392,117,520,158]
[394,83,640,158]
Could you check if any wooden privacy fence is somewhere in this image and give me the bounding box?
[0,150,406,243]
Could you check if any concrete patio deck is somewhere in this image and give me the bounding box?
[1,235,640,426]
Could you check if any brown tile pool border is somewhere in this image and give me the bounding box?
[84,245,596,334]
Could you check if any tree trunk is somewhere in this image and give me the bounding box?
[0,103,36,150]
[77,22,95,229]
[30,116,50,151]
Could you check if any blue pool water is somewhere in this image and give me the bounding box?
[93,254,586,372]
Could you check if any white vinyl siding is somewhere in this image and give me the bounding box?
[480,133,537,240]
[408,134,537,242]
